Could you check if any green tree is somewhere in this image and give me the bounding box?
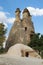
[39,35,43,58]
[0,23,7,47]
[28,33,43,56]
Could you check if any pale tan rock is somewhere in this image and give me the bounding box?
[7,44,41,58]
[5,8,34,50]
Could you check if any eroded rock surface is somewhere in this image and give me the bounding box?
[6,8,34,50]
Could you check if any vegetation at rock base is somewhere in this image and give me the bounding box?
[28,33,43,58]
[0,23,7,54]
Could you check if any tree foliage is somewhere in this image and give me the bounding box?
[28,33,43,56]
[0,23,7,47]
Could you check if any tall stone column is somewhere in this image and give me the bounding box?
[5,8,21,51]
[22,8,35,45]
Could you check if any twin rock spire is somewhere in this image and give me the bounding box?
[15,8,31,21]
[5,8,34,51]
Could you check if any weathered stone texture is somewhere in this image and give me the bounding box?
[6,8,34,50]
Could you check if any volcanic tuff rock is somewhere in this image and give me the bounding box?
[6,8,34,50]
[7,44,41,58]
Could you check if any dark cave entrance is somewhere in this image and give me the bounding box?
[25,52,29,57]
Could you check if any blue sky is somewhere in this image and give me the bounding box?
[0,0,43,37]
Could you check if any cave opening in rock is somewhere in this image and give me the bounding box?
[25,52,29,57]
[25,27,27,31]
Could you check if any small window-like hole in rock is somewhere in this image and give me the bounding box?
[25,27,27,31]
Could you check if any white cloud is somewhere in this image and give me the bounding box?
[7,17,15,23]
[0,11,15,28]
[0,6,3,10]
[0,11,15,23]
[27,7,43,16]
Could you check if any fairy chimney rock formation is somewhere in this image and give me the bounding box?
[6,8,34,50]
